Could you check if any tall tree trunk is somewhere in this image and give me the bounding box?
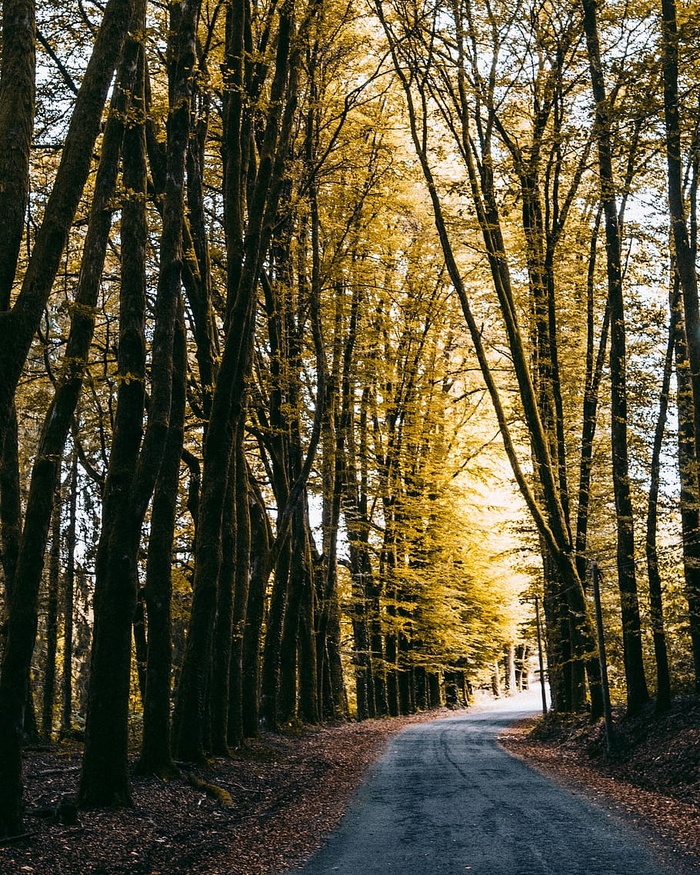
[260,539,291,730]
[0,0,36,682]
[132,589,148,703]
[278,504,316,725]
[42,484,61,739]
[228,423,253,748]
[646,305,674,712]
[0,409,20,650]
[0,9,138,829]
[575,210,607,582]
[581,0,649,713]
[242,474,273,738]
[211,465,235,754]
[661,0,700,468]
[0,0,135,449]
[298,507,319,725]
[79,33,149,804]
[137,305,186,776]
[61,449,78,736]
[672,284,700,689]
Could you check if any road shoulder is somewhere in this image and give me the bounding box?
[499,715,700,875]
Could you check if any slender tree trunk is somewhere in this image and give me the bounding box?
[0,0,35,308]
[61,450,78,736]
[504,643,517,695]
[672,285,700,689]
[428,672,441,708]
[132,589,148,703]
[575,210,607,583]
[0,0,135,449]
[42,484,61,739]
[211,464,235,754]
[260,539,291,730]
[278,505,313,724]
[228,424,252,747]
[662,0,700,467]
[78,13,150,806]
[582,0,649,713]
[0,9,139,829]
[347,530,375,722]
[0,0,36,689]
[415,666,428,710]
[138,306,186,776]
[242,476,273,738]
[385,600,399,717]
[0,409,20,644]
[298,512,319,725]
[646,306,674,712]
[398,631,413,714]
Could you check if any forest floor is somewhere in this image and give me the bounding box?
[1,695,699,875]
[0,710,440,875]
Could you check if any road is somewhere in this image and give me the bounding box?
[290,692,670,875]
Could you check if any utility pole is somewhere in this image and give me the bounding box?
[591,560,615,752]
[534,594,548,716]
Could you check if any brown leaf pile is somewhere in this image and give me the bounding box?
[0,711,438,875]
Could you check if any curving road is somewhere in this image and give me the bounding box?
[291,692,670,875]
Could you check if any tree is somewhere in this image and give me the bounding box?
[172,0,321,760]
[0,0,140,834]
[375,0,604,716]
[79,0,200,806]
[581,0,649,713]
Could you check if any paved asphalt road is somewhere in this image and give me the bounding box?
[291,691,670,875]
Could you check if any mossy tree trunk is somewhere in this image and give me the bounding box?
[80,0,197,805]
[138,303,186,776]
[0,0,137,833]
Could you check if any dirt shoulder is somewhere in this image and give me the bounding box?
[499,697,700,875]
[0,711,442,875]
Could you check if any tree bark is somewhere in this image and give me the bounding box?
[672,283,700,689]
[581,0,649,713]
[174,0,302,759]
[661,0,700,469]
[138,304,186,776]
[42,484,61,740]
[0,0,135,449]
[61,449,78,736]
[78,31,148,805]
[0,8,137,829]
[228,423,253,747]
[211,463,235,754]
[0,0,35,309]
[241,474,273,738]
[646,304,674,712]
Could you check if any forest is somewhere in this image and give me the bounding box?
[1,0,700,844]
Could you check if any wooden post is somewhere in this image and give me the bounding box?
[591,560,615,752]
[534,594,548,716]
